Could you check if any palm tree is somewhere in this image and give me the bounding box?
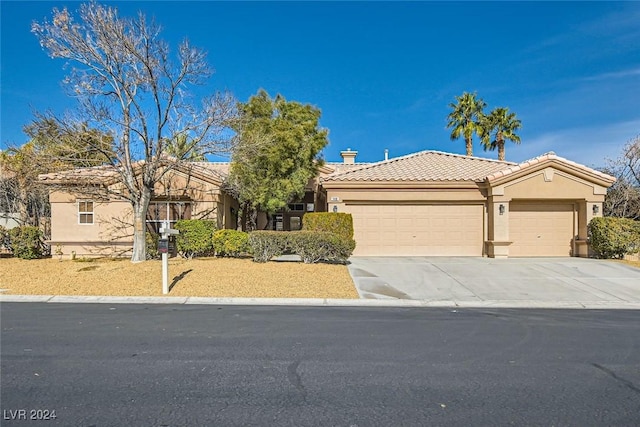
[446,92,486,157]
[166,134,205,161]
[481,107,522,161]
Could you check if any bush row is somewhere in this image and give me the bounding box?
[174,219,217,258]
[0,225,45,259]
[248,230,356,264]
[588,217,640,259]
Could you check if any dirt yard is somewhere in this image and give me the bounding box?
[0,257,359,299]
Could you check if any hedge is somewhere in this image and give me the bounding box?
[288,231,356,264]
[248,231,289,263]
[8,226,44,259]
[146,232,160,260]
[213,229,251,257]
[588,217,640,259]
[302,212,354,239]
[174,219,216,259]
[248,230,356,263]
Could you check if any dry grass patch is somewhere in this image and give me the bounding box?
[0,257,358,299]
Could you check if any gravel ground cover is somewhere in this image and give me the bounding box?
[0,257,358,299]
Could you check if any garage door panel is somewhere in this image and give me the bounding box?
[509,202,574,257]
[348,204,483,256]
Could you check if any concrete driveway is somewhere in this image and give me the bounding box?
[348,257,640,308]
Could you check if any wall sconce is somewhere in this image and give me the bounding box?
[333,205,338,213]
[499,204,505,215]
[593,204,599,215]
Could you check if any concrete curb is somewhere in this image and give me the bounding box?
[1,294,639,309]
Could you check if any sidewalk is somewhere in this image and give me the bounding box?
[2,294,640,309]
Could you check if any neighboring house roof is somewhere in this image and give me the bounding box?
[322,150,516,183]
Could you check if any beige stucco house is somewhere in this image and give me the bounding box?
[321,150,615,258]
[39,162,238,258]
[39,148,615,259]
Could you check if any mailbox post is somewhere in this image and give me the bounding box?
[158,221,179,294]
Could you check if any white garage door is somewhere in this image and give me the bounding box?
[509,202,575,257]
[346,204,484,256]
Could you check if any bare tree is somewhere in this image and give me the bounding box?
[32,2,236,262]
[603,135,640,220]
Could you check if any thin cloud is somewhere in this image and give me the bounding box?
[581,68,640,82]
[512,119,640,168]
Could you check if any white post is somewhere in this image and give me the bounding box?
[162,251,169,295]
[159,220,179,295]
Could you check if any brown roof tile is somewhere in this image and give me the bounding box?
[485,151,615,183]
[322,150,516,182]
[38,161,230,185]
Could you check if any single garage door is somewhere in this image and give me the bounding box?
[346,204,484,256]
[509,202,575,257]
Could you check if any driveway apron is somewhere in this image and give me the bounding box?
[348,257,640,304]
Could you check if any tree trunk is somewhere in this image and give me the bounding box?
[130,189,151,263]
[17,183,29,225]
[240,201,249,232]
[465,137,473,157]
[497,133,505,161]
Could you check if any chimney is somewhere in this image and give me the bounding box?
[384,149,389,161]
[340,148,358,164]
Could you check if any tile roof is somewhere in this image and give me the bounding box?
[322,150,516,182]
[485,151,616,183]
[38,161,230,185]
[38,164,122,184]
[323,162,373,175]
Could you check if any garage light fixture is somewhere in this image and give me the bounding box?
[499,204,505,215]
[593,204,599,215]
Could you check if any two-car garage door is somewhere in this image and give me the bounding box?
[347,204,484,256]
[346,202,575,257]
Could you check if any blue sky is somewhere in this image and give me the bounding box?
[1,1,639,169]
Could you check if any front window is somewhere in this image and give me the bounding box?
[146,201,191,234]
[78,201,94,225]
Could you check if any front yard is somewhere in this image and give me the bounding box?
[0,257,358,299]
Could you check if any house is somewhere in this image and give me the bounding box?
[38,148,615,259]
[321,150,615,257]
[38,162,238,258]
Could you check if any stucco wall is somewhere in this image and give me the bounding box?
[49,190,134,258]
[486,166,606,258]
[47,168,237,258]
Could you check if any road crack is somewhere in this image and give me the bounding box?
[287,360,307,401]
[592,363,640,394]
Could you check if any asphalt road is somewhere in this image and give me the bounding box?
[1,303,639,426]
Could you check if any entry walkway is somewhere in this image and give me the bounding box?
[348,257,640,307]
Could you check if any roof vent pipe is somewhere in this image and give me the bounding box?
[384,149,389,161]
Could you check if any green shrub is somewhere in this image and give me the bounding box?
[248,231,289,263]
[288,231,356,264]
[588,217,640,259]
[302,212,354,239]
[213,229,251,257]
[146,232,160,260]
[8,226,43,259]
[174,219,216,259]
